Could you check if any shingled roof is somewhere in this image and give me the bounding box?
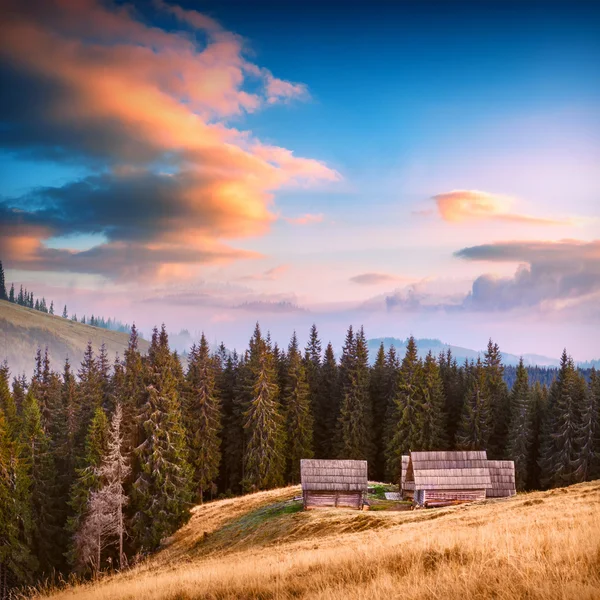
[407,450,492,490]
[487,460,516,497]
[300,459,368,492]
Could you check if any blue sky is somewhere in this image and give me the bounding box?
[0,0,598,358]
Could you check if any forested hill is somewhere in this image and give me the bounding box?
[367,337,560,367]
[0,299,150,376]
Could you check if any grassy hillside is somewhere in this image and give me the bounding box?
[37,480,600,600]
[0,300,149,376]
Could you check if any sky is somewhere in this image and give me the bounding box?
[0,0,599,359]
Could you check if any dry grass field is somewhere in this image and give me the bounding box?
[0,300,149,375]
[35,479,600,600]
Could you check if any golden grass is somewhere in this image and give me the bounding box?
[35,480,600,600]
[0,300,149,375]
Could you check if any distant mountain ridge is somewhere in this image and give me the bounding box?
[366,337,562,367]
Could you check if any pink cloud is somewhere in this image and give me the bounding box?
[350,273,405,286]
[284,213,325,225]
[433,190,571,225]
[239,264,290,281]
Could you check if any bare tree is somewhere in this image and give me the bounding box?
[75,403,130,574]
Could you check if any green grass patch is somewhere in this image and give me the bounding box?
[197,500,304,552]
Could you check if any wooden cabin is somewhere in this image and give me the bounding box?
[486,460,516,498]
[403,450,492,506]
[300,459,368,510]
[400,455,410,494]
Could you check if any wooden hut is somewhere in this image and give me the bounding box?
[486,460,516,498]
[400,455,410,494]
[403,450,492,506]
[300,459,368,509]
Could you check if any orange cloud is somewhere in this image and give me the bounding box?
[284,213,325,225]
[433,190,570,225]
[0,0,338,279]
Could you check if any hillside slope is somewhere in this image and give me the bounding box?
[40,480,600,600]
[0,300,149,376]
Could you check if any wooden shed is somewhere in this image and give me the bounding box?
[486,460,516,498]
[400,455,410,493]
[403,450,492,506]
[300,459,368,509]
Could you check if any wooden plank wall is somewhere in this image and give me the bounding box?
[423,489,486,503]
[304,490,363,510]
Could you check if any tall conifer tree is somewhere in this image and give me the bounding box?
[284,332,313,482]
[319,342,340,459]
[20,388,59,573]
[386,337,423,480]
[457,359,491,451]
[243,324,285,491]
[539,350,585,488]
[507,358,531,490]
[132,326,192,551]
[336,327,373,466]
[484,340,510,457]
[419,352,448,450]
[184,334,221,502]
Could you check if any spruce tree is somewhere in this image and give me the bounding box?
[184,334,222,502]
[439,350,465,449]
[506,358,531,490]
[75,343,103,457]
[386,337,423,481]
[218,350,244,493]
[19,388,59,573]
[336,327,373,466]
[8,283,15,303]
[382,345,400,462]
[419,351,448,450]
[574,368,599,482]
[132,326,192,551]
[457,359,491,451]
[304,325,324,455]
[0,261,6,301]
[243,323,286,491]
[319,342,340,459]
[121,325,144,460]
[527,382,548,490]
[0,409,37,590]
[284,332,313,483]
[539,350,585,488]
[62,305,68,319]
[370,342,388,480]
[484,340,510,457]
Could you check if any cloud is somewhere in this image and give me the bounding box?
[234,300,307,313]
[432,190,570,225]
[456,240,600,311]
[239,265,290,281]
[350,272,403,286]
[284,213,325,225]
[0,0,338,279]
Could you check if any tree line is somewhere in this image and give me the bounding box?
[0,260,134,334]
[0,320,599,594]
